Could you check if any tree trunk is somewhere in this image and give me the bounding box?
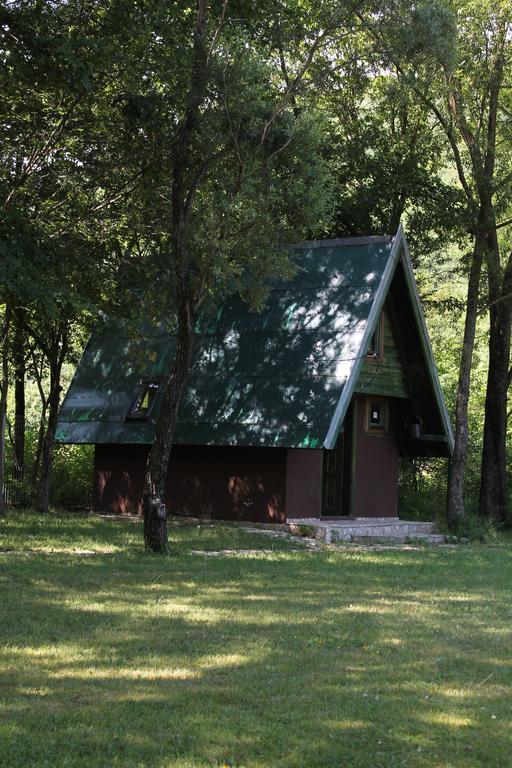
[446,229,485,530]
[37,361,63,513]
[142,301,195,552]
[479,235,512,523]
[0,305,12,514]
[141,0,208,553]
[479,307,511,522]
[29,350,48,496]
[32,401,48,495]
[476,24,509,522]
[13,315,25,481]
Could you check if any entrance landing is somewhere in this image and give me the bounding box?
[287,518,446,544]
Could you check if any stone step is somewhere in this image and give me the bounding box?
[287,518,443,544]
[350,533,447,545]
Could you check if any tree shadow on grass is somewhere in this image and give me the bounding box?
[0,510,304,556]
[1,529,512,767]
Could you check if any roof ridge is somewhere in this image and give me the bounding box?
[293,235,394,248]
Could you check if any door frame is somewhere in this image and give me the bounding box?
[321,402,354,517]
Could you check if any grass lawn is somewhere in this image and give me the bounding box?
[1,512,512,768]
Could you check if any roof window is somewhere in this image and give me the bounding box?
[127,379,161,419]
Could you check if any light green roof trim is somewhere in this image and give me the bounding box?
[400,236,455,454]
[323,224,405,449]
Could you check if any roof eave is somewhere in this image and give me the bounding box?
[323,224,405,449]
[400,236,455,455]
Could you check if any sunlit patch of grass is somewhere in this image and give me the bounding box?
[49,666,198,681]
[425,712,474,727]
[1,510,512,767]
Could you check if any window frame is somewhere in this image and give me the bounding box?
[366,312,384,361]
[126,378,162,420]
[365,397,389,434]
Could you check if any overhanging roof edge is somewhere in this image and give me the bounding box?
[57,333,96,425]
[400,237,455,455]
[294,235,393,249]
[322,224,405,449]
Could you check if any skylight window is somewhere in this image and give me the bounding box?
[127,379,161,419]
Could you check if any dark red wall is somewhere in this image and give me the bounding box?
[351,396,399,518]
[93,399,401,522]
[94,443,148,515]
[93,443,287,523]
[285,448,323,518]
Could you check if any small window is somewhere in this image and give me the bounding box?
[365,398,388,433]
[370,403,383,426]
[127,379,161,419]
[366,313,383,359]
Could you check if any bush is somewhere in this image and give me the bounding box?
[294,524,316,538]
[451,513,501,544]
[398,457,448,522]
[50,444,94,509]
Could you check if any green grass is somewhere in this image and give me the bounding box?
[1,512,512,768]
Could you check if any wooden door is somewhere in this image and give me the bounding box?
[321,405,353,516]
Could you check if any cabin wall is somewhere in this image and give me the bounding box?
[94,443,147,515]
[93,444,288,523]
[351,395,399,518]
[285,449,323,519]
[166,445,287,523]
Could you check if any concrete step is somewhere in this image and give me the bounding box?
[350,533,447,545]
[287,518,444,544]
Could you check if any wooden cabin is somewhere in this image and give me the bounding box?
[56,226,453,522]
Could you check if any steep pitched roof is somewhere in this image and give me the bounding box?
[56,226,453,453]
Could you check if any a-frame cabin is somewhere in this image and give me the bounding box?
[56,226,453,522]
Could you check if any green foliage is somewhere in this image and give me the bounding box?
[108,10,335,319]
[409,3,458,72]
[2,412,93,508]
[2,0,511,526]
[293,523,317,538]
[399,458,448,523]
[319,73,466,242]
[451,512,502,543]
[49,444,94,509]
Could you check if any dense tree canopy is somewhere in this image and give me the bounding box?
[1,0,511,544]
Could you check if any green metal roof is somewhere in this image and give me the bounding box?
[56,228,453,452]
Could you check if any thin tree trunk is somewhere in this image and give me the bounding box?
[13,314,25,481]
[29,349,48,496]
[446,14,507,527]
[37,360,63,513]
[0,305,12,514]
[32,401,48,496]
[142,301,195,551]
[35,326,68,514]
[446,229,485,529]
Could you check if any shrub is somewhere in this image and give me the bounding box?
[451,513,501,544]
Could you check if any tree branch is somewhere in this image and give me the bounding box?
[206,0,228,65]
[353,10,477,211]
[496,216,512,231]
[258,29,328,148]
[3,100,79,209]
